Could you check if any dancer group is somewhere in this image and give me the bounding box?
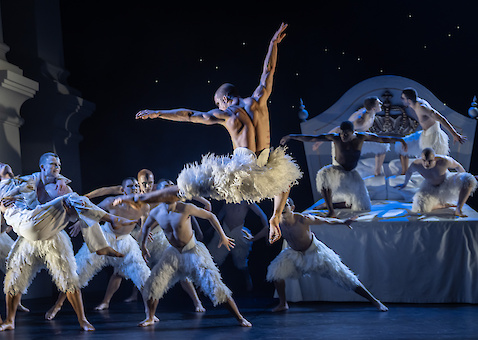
[0,22,475,332]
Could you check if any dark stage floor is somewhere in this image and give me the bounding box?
[1,295,477,340]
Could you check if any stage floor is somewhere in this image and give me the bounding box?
[3,295,478,339]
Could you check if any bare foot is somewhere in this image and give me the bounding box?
[94,302,109,311]
[45,305,61,320]
[139,317,156,327]
[454,208,467,218]
[18,303,30,313]
[272,302,289,312]
[124,290,138,302]
[124,295,137,303]
[96,246,124,258]
[373,300,388,312]
[313,203,327,210]
[79,319,95,331]
[0,322,15,331]
[238,317,252,327]
[195,303,206,313]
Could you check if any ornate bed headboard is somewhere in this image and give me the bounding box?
[300,75,476,201]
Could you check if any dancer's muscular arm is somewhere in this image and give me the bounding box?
[301,214,356,229]
[363,133,408,152]
[185,203,235,251]
[395,162,419,189]
[445,156,466,173]
[136,108,226,125]
[253,22,287,105]
[280,133,335,145]
[428,108,466,144]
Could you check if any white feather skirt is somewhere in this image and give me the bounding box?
[316,165,371,211]
[75,224,151,289]
[177,147,302,203]
[146,228,171,268]
[144,236,232,305]
[412,172,477,212]
[266,235,360,291]
[4,231,79,295]
[395,121,449,157]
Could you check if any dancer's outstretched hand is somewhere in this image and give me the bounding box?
[271,22,288,45]
[136,110,159,120]
[454,133,467,144]
[141,243,151,262]
[219,236,235,251]
[242,228,254,241]
[69,220,83,237]
[394,183,407,190]
[280,135,290,146]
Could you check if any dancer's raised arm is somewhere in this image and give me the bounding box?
[253,22,287,105]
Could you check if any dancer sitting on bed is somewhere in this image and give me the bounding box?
[281,121,407,217]
[266,197,388,312]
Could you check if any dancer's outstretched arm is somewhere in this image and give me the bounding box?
[281,133,334,145]
[136,108,225,125]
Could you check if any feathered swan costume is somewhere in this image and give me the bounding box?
[395,121,449,157]
[3,193,110,295]
[75,222,151,290]
[316,165,371,211]
[266,235,360,291]
[4,231,79,295]
[177,147,302,203]
[144,235,232,306]
[412,172,477,212]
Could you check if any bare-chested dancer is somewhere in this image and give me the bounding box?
[135,23,301,244]
[139,199,251,327]
[281,121,407,217]
[395,148,477,217]
[139,179,206,312]
[396,87,466,174]
[314,97,388,176]
[267,198,388,312]
[209,201,269,291]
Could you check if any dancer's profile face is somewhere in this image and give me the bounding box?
[401,94,410,107]
[41,156,61,179]
[123,179,140,195]
[374,101,383,112]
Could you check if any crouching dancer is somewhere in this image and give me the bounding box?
[267,198,388,312]
[138,198,252,327]
[395,147,477,216]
